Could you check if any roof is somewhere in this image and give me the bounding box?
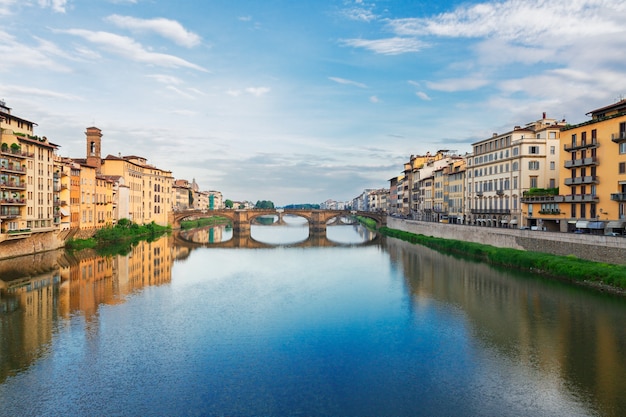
[586,99,626,116]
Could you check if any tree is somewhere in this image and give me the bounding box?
[225,199,234,209]
[255,200,275,209]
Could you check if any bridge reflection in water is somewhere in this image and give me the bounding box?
[175,223,380,248]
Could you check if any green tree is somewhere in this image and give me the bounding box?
[225,199,234,208]
[255,200,275,209]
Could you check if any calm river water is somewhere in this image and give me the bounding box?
[1,217,625,417]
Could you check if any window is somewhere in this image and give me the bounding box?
[620,162,626,174]
[620,142,626,154]
[550,161,555,170]
[529,146,539,154]
[512,162,519,171]
[571,204,576,218]
[513,147,519,156]
[550,146,555,155]
[530,176,538,188]
[549,131,556,139]
[528,161,540,170]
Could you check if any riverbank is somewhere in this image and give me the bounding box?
[379,222,626,296]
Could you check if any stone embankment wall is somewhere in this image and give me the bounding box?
[387,217,626,265]
[0,232,65,261]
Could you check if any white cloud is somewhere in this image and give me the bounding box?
[238,16,252,22]
[369,95,379,103]
[426,76,489,92]
[38,0,67,13]
[328,77,367,88]
[58,29,207,71]
[245,87,270,97]
[148,74,184,85]
[340,37,427,55]
[0,31,71,72]
[0,84,83,101]
[416,91,431,101]
[105,15,201,48]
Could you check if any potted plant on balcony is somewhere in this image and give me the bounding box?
[10,143,20,154]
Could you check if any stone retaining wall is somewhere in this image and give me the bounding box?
[0,232,65,261]
[387,217,626,265]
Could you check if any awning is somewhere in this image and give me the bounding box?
[500,220,508,223]
[509,219,518,225]
[575,220,589,229]
[588,221,605,229]
[606,220,626,229]
[568,220,577,224]
[59,207,70,216]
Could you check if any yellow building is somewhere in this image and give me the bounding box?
[0,101,59,240]
[447,159,466,224]
[555,99,626,234]
[81,127,173,226]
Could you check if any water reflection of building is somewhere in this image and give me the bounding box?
[1,238,174,383]
[385,238,626,417]
[0,270,61,383]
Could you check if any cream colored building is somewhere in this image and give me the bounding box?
[0,101,59,241]
[468,114,565,228]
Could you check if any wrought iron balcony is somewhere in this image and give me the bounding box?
[611,193,626,202]
[520,195,563,203]
[563,194,599,203]
[564,157,599,168]
[611,132,626,143]
[564,140,599,151]
[564,175,599,186]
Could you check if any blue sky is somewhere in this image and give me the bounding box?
[1,0,626,206]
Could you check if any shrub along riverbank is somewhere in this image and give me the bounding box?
[378,226,626,294]
[65,219,171,256]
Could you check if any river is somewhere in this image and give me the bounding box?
[0,217,625,416]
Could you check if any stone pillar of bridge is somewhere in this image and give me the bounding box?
[233,210,250,234]
[309,211,327,233]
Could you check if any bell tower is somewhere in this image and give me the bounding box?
[85,126,102,172]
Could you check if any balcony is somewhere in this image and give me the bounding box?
[0,148,32,159]
[611,193,626,202]
[564,157,598,168]
[611,132,626,143]
[475,191,484,197]
[563,194,599,203]
[564,175,599,186]
[0,198,26,205]
[0,164,26,174]
[2,229,32,240]
[470,208,511,215]
[564,140,599,151]
[0,181,26,190]
[521,195,564,203]
[538,209,561,215]
[0,207,20,218]
[496,189,504,195]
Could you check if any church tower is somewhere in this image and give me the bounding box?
[85,126,102,172]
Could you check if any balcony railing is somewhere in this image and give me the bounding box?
[564,140,599,151]
[611,193,626,202]
[611,132,626,143]
[564,175,599,186]
[538,209,561,215]
[470,208,511,215]
[563,194,599,203]
[0,198,26,205]
[0,180,26,190]
[0,149,32,158]
[0,164,26,173]
[564,157,598,168]
[520,195,564,203]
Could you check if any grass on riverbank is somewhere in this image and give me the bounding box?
[378,226,626,292]
[65,219,171,256]
[180,216,231,230]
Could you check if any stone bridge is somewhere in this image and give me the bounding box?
[171,209,386,234]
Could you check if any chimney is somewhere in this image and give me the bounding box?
[542,112,546,119]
